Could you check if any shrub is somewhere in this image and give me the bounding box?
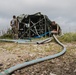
[0,33,13,39]
[58,33,76,42]
[0,28,13,39]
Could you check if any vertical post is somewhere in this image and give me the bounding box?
[44,15,47,37]
[29,17,31,39]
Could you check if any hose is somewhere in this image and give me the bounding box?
[34,31,51,38]
[0,34,66,75]
[0,39,30,43]
[36,37,53,44]
[0,37,52,44]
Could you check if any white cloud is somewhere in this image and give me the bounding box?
[0,0,76,33]
[0,18,10,30]
[53,17,76,32]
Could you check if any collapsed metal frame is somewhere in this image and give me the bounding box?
[17,12,52,39]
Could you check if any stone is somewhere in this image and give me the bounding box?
[50,72,56,75]
[0,64,3,66]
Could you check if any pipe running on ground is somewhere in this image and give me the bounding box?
[0,34,66,75]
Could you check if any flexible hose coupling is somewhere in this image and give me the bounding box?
[0,71,9,75]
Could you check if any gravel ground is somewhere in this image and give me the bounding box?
[0,42,76,75]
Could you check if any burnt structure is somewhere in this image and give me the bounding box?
[17,12,52,39]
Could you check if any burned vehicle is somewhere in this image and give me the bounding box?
[17,12,61,39]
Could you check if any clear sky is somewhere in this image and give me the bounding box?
[0,0,76,33]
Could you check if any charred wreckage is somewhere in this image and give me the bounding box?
[17,12,61,39]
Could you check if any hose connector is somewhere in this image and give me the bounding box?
[0,70,9,75]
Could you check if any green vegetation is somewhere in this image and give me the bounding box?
[0,28,13,39]
[0,33,12,39]
[58,32,76,42]
[0,29,76,43]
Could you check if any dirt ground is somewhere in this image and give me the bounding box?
[0,41,76,75]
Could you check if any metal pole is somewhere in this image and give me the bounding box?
[29,17,31,39]
[44,15,47,37]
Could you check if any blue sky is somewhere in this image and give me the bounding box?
[0,0,76,33]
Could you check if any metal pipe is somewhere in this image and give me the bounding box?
[0,34,66,75]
